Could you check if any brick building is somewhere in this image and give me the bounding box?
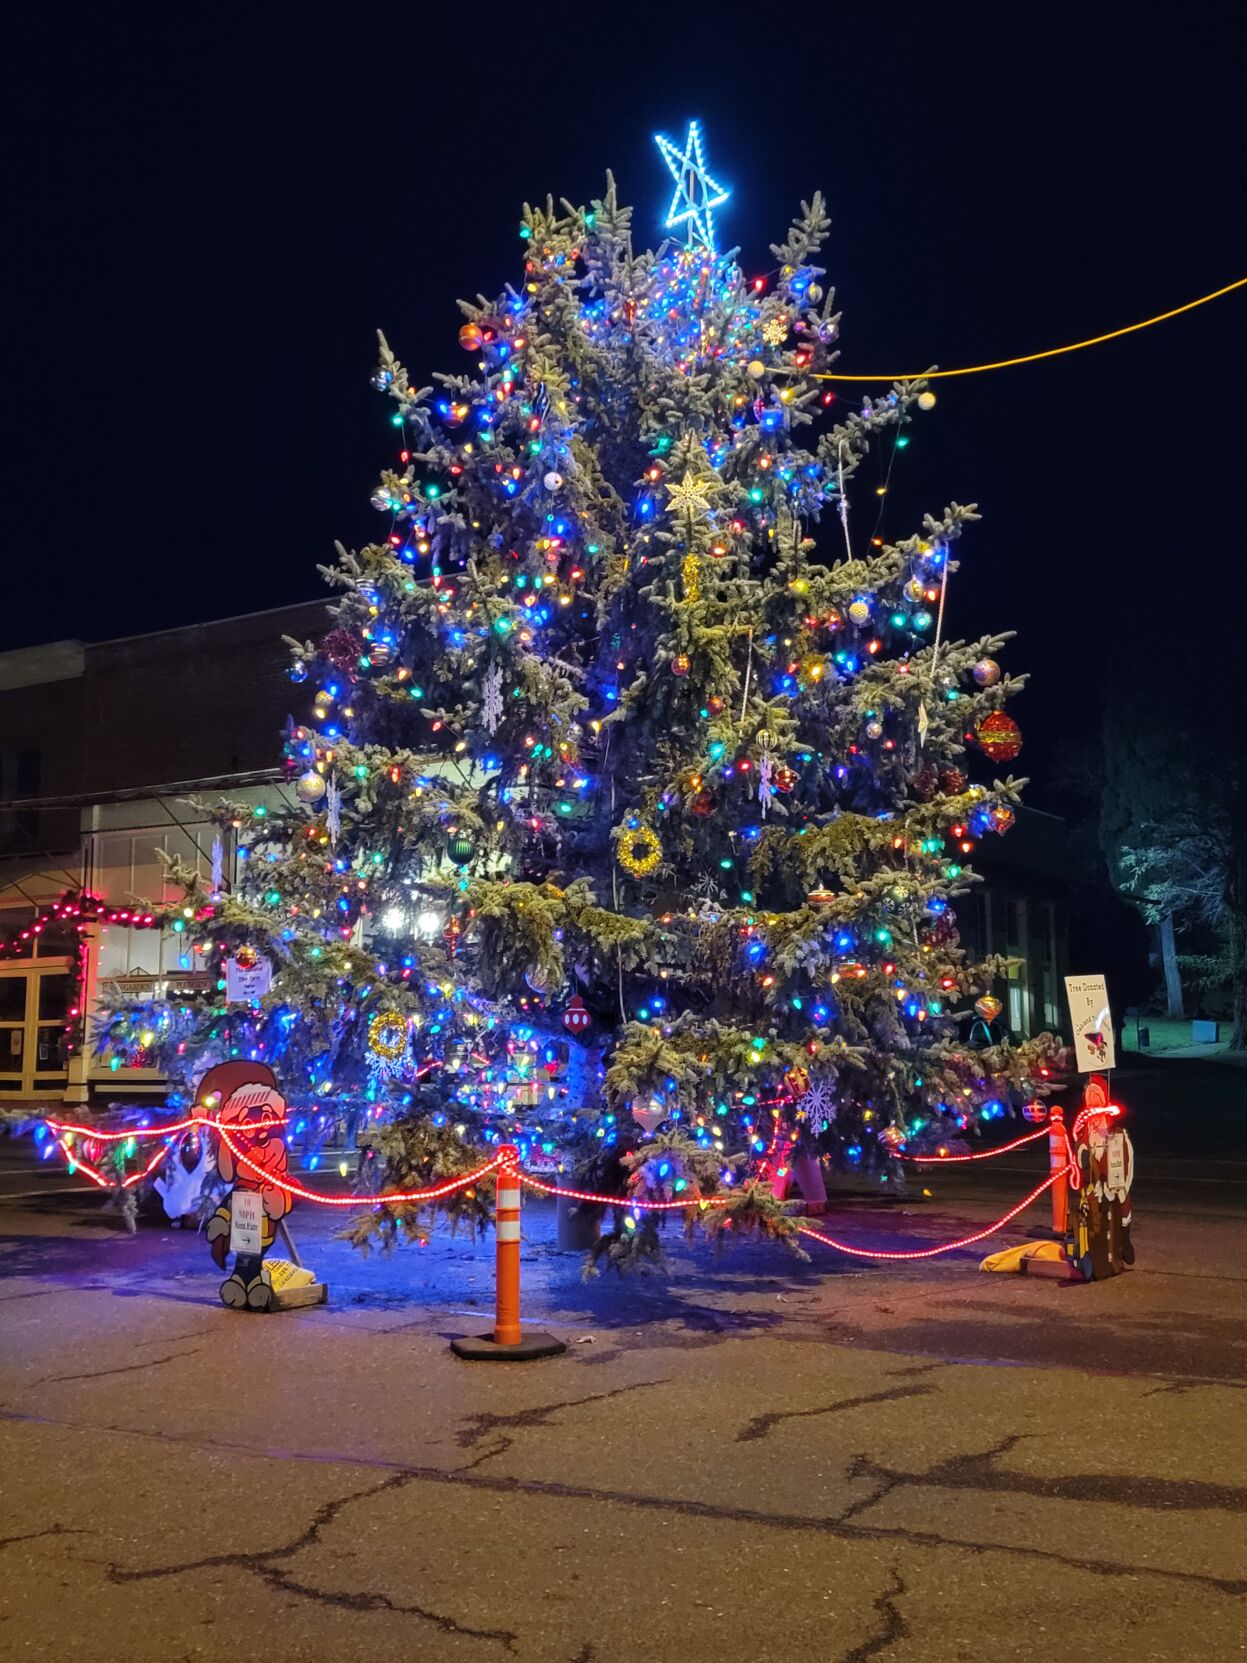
[0,601,327,1104]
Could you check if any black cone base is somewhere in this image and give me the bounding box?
[451,1330,567,1362]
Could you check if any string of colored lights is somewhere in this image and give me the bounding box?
[787,274,1247,383]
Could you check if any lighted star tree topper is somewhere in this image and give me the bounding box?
[654,120,730,253]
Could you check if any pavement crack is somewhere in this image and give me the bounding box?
[36,1348,202,1387]
[0,1524,85,1551]
[16,1407,1246,1600]
[836,1462,902,1526]
[736,1383,930,1443]
[837,1566,907,1663]
[850,1432,1247,1513]
[456,1436,515,1473]
[107,1471,518,1650]
[455,1379,667,1450]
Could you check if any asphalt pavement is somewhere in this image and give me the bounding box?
[0,1071,1244,1662]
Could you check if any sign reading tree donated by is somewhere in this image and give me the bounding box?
[1064,975,1116,1072]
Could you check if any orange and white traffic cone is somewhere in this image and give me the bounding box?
[451,1146,566,1362]
[1049,1107,1069,1237]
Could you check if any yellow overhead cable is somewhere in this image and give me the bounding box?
[803,274,1247,382]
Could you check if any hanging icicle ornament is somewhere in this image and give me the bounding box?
[326,775,342,847]
[756,728,776,817]
[210,835,224,898]
[481,663,504,736]
[681,550,702,603]
[758,752,775,816]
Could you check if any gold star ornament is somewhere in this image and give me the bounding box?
[665,471,715,520]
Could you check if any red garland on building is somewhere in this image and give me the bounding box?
[0,890,209,1059]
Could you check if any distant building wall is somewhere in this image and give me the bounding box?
[80,600,328,793]
[0,641,85,862]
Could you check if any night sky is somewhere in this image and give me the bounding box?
[8,5,1246,806]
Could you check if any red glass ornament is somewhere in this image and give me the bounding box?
[562,995,592,1035]
[975,712,1022,763]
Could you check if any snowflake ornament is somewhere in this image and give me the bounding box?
[481,663,504,735]
[799,1075,837,1135]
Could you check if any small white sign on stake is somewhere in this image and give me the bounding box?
[1106,1132,1128,1194]
[1064,974,1116,1072]
[229,1188,264,1256]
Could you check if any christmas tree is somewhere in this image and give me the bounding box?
[100,131,1057,1262]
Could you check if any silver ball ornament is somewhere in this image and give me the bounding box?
[543,471,564,491]
[296,770,327,804]
[972,658,1001,688]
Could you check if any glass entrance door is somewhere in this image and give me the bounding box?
[0,966,72,1099]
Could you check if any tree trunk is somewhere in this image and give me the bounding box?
[1158,914,1185,1019]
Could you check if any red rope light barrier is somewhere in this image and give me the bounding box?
[45,1114,253,1143]
[43,1113,1064,1260]
[54,1137,169,1191]
[518,1172,730,1212]
[899,1128,1049,1163]
[796,1171,1061,1260]
[55,1137,111,1189]
[214,1123,503,1207]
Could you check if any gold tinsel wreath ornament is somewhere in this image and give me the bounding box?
[616,823,662,879]
[368,1011,408,1062]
